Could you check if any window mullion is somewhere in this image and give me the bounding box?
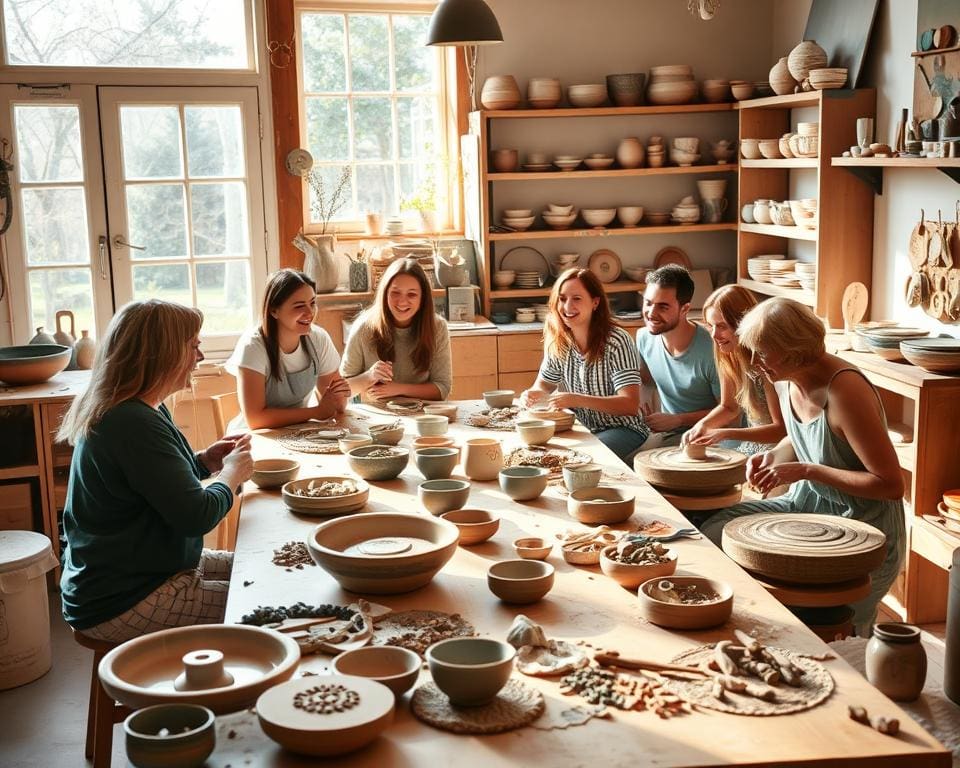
[179,103,199,311]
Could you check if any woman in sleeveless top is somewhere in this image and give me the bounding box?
[701,298,905,635]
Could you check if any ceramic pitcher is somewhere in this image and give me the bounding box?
[865,622,927,702]
[462,438,503,481]
[293,232,339,293]
[54,310,77,370]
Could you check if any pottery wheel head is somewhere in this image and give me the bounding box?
[358,537,413,556]
[728,514,884,554]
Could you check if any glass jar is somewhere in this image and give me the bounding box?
[865,622,926,702]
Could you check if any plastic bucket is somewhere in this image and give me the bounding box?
[0,531,58,689]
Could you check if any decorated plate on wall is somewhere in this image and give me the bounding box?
[587,249,622,283]
[653,246,692,270]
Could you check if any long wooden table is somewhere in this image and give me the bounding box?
[214,404,950,767]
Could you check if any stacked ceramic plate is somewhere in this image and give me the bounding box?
[671,195,701,224]
[746,254,785,282]
[514,271,543,289]
[940,490,960,532]
[554,155,583,171]
[899,337,960,373]
[766,259,799,287]
[795,262,816,292]
[857,327,929,362]
[514,307,536,323]
[533,304,550,322]
[647,64,698,105]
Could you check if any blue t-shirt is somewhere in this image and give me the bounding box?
[636,324,720,432]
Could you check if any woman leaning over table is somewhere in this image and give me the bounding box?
[683,284,786,456]
[58,300,253,643]
[701,298,905,635]
[226,269,350,430]
[520,268,649,464]
[340,257,452,402]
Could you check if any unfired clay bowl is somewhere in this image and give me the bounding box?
[637,575,734,629]
[0,344,71,385]
[418,479,471,515]
[331,646,421,698]
[439,508,500,545]
[367,423,404,445]
[483,389,515,408]
[568,486,635,525]
[338,433,373,453]
[124,704,216,768]
[599,545,678,589]
[307,512,459,593]
[513,537,552,560]
[414,447,459,480]
[515,418,555,446]
[487,559,555,604]
[426,638,516,706]
[346,445,409,481]
[499,466,549,501]
[251,459,300,489]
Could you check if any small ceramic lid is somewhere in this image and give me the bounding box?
[0,531,55,574]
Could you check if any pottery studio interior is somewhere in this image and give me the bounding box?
[1,0,960,766]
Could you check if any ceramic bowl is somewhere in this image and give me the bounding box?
[562,462,602,492]
[599,545,678,589]
[701,80,731,103]
[740,138,762,160]
[415,447,459,480]
[492,271,516,288]
[645,211,671,226]
[731,82,755,100]
[0,344,71,385]
[673,136,700,153]
[669,148,700,166]
[250,459,300,489]
[414,414,449,436]
[483,389,515,408]
[542,212,577,229]
[307,512,459,593]
[338,433,373,454]
[418,479,471,515]
[99,624,301,713]
[513,537,553,560]
[281,476,370,515]
[581,208,616,227]
[346,445,409,481]
[637,575,734,629]
[623,266,648,282]
[411,435,458,453]
[503,208,532,218]
[124,704,216,768]
[426,638,516,706]
[515,418,555,446]
[440,508,500,545]
[568,486,635,525]
[606,73,646,106]
[367,423,404,445]
[499,466,549,501]
[617,206,644,226]
[547,203,574,215]
[423,403,458,421]
[487,559,555,604]
[567,83,608,107]
[758,139,783,159]
[491,148,519,172]
[583,154,615,169]
[331,646,421,698]
[646,80,698,106]
[256,674,394,756]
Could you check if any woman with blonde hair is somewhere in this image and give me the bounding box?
[701,298,905,634]
[341,258,452,401]
[683,284,786,454]
[520,268,648,462]
[59,299,253,642]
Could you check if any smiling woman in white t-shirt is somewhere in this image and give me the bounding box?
[226,270,350,429]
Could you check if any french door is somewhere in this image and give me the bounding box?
[2,85,266,353]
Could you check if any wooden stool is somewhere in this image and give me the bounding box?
[72,629,132,768]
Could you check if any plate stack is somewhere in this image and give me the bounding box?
[857,327,929,361]
[514,271,542,289]
[768,259,800,287]
[553,155,583,171]
[899,337,960,373]
[671,195,701,224]
[533,304,550,322]
[938,489,960,533]
[746,254,785,282]
[795,262,816,292]
[647,65,698,105]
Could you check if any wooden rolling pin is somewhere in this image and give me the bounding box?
[594,651,707,677]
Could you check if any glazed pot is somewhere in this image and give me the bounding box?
[462,437,503,481]
[865,623,927,702]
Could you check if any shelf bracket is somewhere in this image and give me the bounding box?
[938,166,960,184]
[841,165,883,195]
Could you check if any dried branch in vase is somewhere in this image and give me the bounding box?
[307,166,351,235]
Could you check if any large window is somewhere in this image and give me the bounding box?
[297,5,457,233]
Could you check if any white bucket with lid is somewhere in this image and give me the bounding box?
[0,531,58,689]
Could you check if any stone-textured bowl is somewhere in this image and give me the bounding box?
[599,545,678,589]
[487,559,555,604]
[414,447,459,480]
[331,646,421,698]
[562,462,602,492]
[418,479,471,515]
[499,466,549,501]
[124,704,216,768]
[338,433,373,453]
[307,512,459,594]
[414,414,449,436]
[568,486,635,525]
[515,418,555,446]
[483,389,515,408]
[637,575,734,629]
[346,445,409,481]
[367,423,404,445]
[250,459,300,489]
[426,638,516,706]
[513,537,552,560]
[0,344,71,386]
[439,508,500,546]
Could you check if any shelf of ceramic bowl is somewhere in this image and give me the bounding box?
[739,278,816,306]
[477,102,736,119]
[486,164,738,181]
[738,223,818,242]
[739,158,818,169]
[489,281,647,300]
[488,223,738,241]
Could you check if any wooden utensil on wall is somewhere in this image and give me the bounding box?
[841,282,868,332]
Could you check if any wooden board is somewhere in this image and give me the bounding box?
[803,0,880,87]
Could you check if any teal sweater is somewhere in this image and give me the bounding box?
[60,400,233,630]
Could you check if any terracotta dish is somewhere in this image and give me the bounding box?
[567,486,635,525]
[331,646,422,698]
[0,344,71,385]
[637,575,734,629]
[439,508,500,546]
[487,559,555,604]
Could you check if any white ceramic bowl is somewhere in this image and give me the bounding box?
[483,389,515,408]
[414,414,449,436]
[547,203,574,215]
[503,208,532,218]
[617,206,644,226]
[581,208,616,227]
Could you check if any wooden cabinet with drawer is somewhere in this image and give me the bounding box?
[449,334,497,399]
[496,332,542,392]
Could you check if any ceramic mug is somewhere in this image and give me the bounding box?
[562,463,602,492]
[741,203,755,224]
[462,438,503,481]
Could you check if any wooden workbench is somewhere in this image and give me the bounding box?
[211,404,950,767]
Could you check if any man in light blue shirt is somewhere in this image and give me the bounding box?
[637,264,721,447]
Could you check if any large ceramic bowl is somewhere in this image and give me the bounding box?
[257,674,394,756]
[499,466,549,501]
[567,486,635,525]
[124,704,216,768]
[250,459,300,489]
[487,559,555,604]
[581,208,616,228]
[483,389,515,408]
[439,508,500,545]
[281,476,370,516]
[331,646,421,698]
[99,624,300,714]
[637,575,734,629]
[418,479,471,515]
[0,344,71,386]
[307,512,459,593]
[346,445,409,481]
[426,638,516,706]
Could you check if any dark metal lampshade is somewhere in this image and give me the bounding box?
[426,0,503,46]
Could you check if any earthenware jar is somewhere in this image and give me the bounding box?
[787,39,828,84]
[865,622,927,702]
[462,438,503,481]
[616,137,644,169]
[74,330,96,370]
[769,57,796,96]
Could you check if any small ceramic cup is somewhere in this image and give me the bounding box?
[124,704,216,768]
[562,462,602,493]
[415,414,449,436]
[415,447,459,480]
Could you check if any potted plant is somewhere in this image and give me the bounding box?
[292,166,351,293]
[400,175,437,234]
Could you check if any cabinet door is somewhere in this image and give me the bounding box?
[499,371,537,392]
[497,333,543,374]
[450,335,497,377]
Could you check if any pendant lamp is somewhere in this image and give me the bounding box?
[426,0,503,46]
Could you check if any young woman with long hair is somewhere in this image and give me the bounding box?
[58,299,253,642]
[520,268,648,463]
[227,269,350,429]
[683,284,786,455]
[341,258,452,401]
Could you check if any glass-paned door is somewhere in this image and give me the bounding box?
[99,86,266,354]
[0,84,112,341]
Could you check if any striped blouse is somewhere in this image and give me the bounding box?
[538,326,649,437]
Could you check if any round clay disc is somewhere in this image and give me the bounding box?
[634,446,746,494]
[358,538,412,556]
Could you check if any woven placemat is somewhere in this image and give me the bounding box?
[276,426,348,454]
[411,680,545,734]
[663,645,834,716]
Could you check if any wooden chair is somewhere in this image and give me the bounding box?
[72,629,131,768]
[209,391,243,551]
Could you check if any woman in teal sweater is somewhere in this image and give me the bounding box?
[58,300,253,642]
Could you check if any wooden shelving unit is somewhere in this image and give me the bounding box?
[831,156,960,192]
[491,280,646,300]
[489,222,737,242]
[489,164,735,181]
[737,88,876,328]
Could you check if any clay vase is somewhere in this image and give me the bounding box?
[29,327,56,345]
[769,57,797,96]
[616,137,645,169]
[865,623,927,702]
[293,232,339,293]
[54,310,77,370]
[787,39,828,85]
[480,76,521,110]
[74,330,96,370]
[462,438,503,481]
